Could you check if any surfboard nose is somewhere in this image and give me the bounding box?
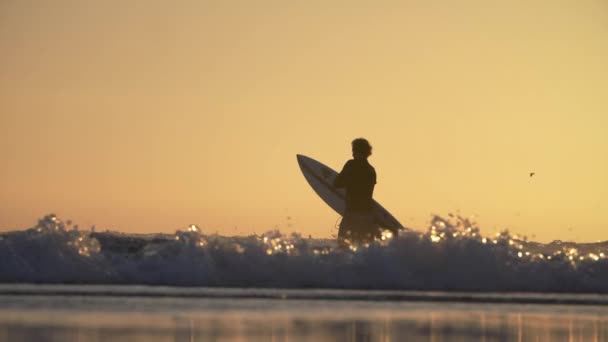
[296,154,307,165]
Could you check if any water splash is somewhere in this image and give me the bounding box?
[1,214,608,292]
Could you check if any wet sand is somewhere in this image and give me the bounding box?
[1,286,607,341]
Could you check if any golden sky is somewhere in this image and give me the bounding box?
[1,1,607,242]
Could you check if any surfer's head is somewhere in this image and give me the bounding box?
[352,138,372,159]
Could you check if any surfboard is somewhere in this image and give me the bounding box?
[296,154,404,233]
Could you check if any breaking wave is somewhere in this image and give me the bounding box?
[1,214,608,292]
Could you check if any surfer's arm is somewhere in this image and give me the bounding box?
[333,161,352,188]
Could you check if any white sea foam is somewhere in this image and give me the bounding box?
[1,214,607,292]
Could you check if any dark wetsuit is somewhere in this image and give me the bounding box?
[333,158,377,242]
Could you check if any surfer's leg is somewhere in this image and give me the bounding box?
[361,213,380,241]
[337,214,355,247]
[338,212,379,246]
[343,212,372,244]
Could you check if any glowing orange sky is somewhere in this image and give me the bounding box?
[1,1,607,242]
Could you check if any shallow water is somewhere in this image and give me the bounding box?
[1,285,608,341]
[4,214,608,340]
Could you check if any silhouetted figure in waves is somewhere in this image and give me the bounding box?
[333,138,379,245]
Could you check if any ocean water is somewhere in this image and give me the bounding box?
[2,215,608,340]
[1,214,608,292]
[1,286,608,341]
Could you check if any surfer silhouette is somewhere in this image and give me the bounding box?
[333,138,379,245]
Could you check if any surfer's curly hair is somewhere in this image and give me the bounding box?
[352,138,372,157]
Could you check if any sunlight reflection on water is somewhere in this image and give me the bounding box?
[1,295,607,341]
